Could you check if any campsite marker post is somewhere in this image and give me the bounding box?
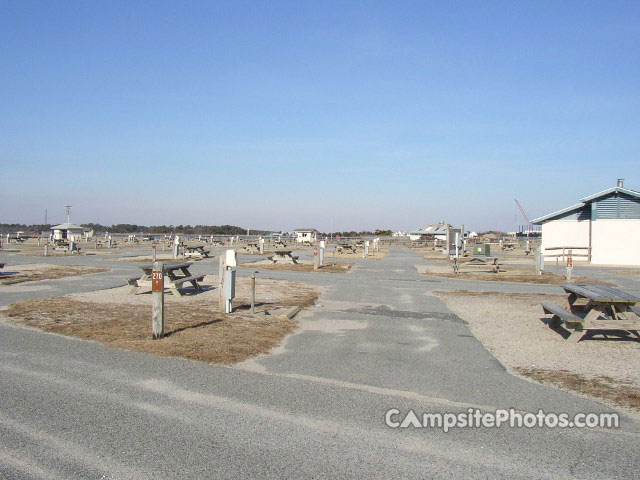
[151,262,165,339]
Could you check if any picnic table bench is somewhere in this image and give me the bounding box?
[267,250,299,264]
[541,284,640,342]
[184,245,211,259]
[452,257,502,274]
[128,261,205,297]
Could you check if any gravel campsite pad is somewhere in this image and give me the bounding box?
[434,290,640,415]
[5,276,320,364]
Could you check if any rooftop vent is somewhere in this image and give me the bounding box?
[617,178,624,188]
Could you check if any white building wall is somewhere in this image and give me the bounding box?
[540,220,590,257]
[591,219,640,266]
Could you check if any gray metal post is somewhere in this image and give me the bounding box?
[44,243,48,256]
[314,247,319,270]
[151,261,165,339]
[152,243,157,262]
[218,254,227,313]
[251,272,256,314]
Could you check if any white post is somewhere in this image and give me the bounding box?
[319,240,325,265]
[151,262,165,339]
[44,243,48,256]
[259,237,264,254]
[535,248,544,275]
[566,249,573,283]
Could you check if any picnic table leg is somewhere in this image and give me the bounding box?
[567,329,585,343]
[131,274,149,295]
[582,303,606,322]
[180,266,202,291]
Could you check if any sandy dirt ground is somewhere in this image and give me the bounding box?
[5,276,320,364]
[0,263,108,285]
[434,290,640,415]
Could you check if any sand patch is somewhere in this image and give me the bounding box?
[433,290,640,415]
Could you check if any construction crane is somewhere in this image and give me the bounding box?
[514,198,531,224]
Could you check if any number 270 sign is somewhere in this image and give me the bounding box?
[152,270,163,292]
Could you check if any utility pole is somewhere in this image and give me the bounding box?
[64,205,72,223]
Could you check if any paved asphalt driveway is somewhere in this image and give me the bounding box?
[0,246,639,478]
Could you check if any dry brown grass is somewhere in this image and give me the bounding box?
[5,284,319,364]
[607,269,640,276]
[516,367,640,411]
[434,290,568,304]
[423,267,612,285]
[239,262,352,273]
[1,266,107,285]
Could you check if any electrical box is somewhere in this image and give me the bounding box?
[225,249,237,267]
[473,244,491,256]
[224,268,236,300]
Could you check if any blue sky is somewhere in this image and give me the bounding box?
[1,1,639,232]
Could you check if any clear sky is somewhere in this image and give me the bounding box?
[1,1,639,232]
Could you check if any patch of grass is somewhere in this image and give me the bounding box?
[423,268,612,285]
[240,262,352,273]
[434,290,568,305]
[5,285,319,364]
[516,367,640,411]
[1,266,107,285]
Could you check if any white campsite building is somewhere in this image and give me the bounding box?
[531,180,640,266]
[408,223,449,242]
[51,223,85,242]
[293,228,317,244]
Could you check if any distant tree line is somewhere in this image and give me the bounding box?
[0,223,268,235]
[325,229,393,237]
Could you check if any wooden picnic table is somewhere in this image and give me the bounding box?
[128,261,205,296]
[184,244,211,258]
[337,243,356,253]
[452,257,502,273]
[541,284,640,342]
[267,250,299,264]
